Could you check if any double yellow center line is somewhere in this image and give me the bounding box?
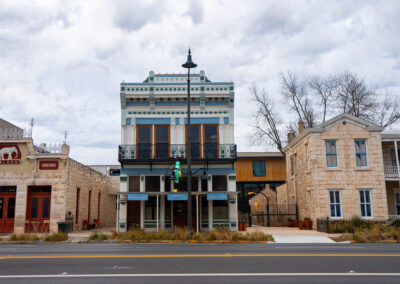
[1,253,400,260]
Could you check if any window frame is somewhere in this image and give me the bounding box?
[290,155,296,176]
[359,189,373,218]
[325,140,338,168]
[328,190,342,219]
[355,139,368,167]
[395,192,400,215]
[252,160,266,177]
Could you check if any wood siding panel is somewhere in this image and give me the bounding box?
[236,158,286,182]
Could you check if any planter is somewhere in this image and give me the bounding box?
[304,220,312,230]
[242,223,247,231]
[298,221,304,230]
[238,223,243,231]
[286,221,294,227]
[293,220,299,227]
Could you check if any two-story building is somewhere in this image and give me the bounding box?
[117,71,237,232]
[282,113,390,227]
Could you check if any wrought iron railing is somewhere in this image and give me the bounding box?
[119,143,236,161]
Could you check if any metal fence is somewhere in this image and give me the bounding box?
[250,203,297,227]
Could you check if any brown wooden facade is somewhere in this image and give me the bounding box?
[236,153,286,182]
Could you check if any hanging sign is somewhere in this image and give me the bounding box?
[207,192,228,200]
[0,143,21,164]
[167,193,188,201]
[127,193,148,201]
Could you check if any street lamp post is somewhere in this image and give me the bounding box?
[182,48,197,235]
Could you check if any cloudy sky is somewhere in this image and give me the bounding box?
[1,0,400,165]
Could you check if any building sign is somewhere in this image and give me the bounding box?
[0,143,21,164]
[39,160,59,170]
[207,192,228,200]
[167,193,188,201]
[127,193,148,201]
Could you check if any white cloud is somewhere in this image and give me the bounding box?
[1,0,400,164]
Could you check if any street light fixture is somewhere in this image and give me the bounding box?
[182,48,197,235]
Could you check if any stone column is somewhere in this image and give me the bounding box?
[118,176,128,232]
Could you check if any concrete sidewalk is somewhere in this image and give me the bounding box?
[247,226,339,243]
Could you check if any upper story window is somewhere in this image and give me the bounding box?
[325,140,337,167]
[359,189,372,218]
[355,139,367,167]
[290,154,296,176]
[252,161,266,177]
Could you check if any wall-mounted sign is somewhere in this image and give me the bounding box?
[167,193,188,201]
[0,143,21,164]
[127,193,148,201]
[39,160,59,170]
[207,192,228,201]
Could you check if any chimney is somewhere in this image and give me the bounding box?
[298,120,305,133]
[287,130,296,143]
[62,143,70,155]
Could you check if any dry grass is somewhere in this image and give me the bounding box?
[108,228,273,243]
[8,233,40,241]
[43,233,69,242]
[336,224,400,243]
[88,233,110,241]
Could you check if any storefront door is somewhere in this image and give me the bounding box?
[26,186,51,233]
[0,186,16,233]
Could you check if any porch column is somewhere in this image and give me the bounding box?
[140,175,145,229]
[208,174,213,231]
[160,176,165,230]
[395,141,400,189]
[118,176,128,232]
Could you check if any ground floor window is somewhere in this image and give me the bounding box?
[359,189,372,218]
[395,192,400,215]
[329,190,341,218]
[213,200,228,229]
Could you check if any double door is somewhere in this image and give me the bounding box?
[186,125,218,159]
[137,125,169,159]
[0,191,16,233]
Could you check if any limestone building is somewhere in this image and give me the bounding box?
[282,113,391,227]
[118,71,237,232]
[0,119,118,234]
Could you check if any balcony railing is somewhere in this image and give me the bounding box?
[119,143,237,162]
[384,166,399,179]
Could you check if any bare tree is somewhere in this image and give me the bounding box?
[335,71,377,120]
[308,75,337,123]
[376,92,400,127]
[250,85,284,154]
[280,71,316,127]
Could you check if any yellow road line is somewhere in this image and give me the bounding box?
[1,253,400,260]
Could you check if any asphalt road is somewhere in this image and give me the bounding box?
[0,243,399,283]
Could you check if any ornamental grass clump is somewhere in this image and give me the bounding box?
[8,233,40,241]
[43,233,68,242]
[88,232,109,241]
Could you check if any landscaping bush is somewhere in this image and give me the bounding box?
[335,224,400,243]
[88,233,109,241]
[43,233,68,242]
[8,233,40,241]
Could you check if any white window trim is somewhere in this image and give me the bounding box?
[358,189,373,219]
[328,190,342,219]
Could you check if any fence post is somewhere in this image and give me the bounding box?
[266,205,270,227]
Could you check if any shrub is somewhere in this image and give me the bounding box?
[88,233,109,241]
[8,233,40,241]
[43,233,68,242]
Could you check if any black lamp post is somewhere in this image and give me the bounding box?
[182,48,197,235]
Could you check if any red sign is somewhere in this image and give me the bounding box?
[39,160,59,170]
[0,144,21,164]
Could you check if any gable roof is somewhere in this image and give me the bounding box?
[283,113,385,152]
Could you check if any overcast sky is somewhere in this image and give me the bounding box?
[1,0,400,165]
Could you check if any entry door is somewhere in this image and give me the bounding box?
[137,126,152,159]
[27,186,51,233]
[0,194,16,233]
[173,201,187,228]
[186,125,200,159]
[155,125,169,159]
[204,125,218,159]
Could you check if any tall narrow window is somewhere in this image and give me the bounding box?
[75,188,80,224]
[305,143,309,170]
[355,140,367,167]
[290,155,296,176]
[204,125,218,159]
[155,126,169,159]
[329,190,342,218]
[395,192,400,215]
[97,193,101,222]
[137,126,152,159]
[252,161,266,177]
[325,140,337,167]
[359,190,372,218]
[390,149,400,166]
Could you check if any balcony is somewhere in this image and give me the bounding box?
[119,143,237,163]
[384,166,400,179]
